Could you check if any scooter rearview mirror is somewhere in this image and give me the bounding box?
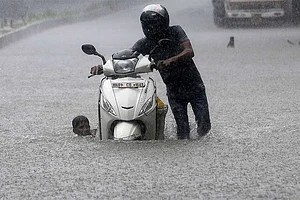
[158,39,172,47]
[82,44,107,65]
[148,39,173,61]
[81,44,97,55]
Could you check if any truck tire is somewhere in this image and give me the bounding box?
[292,0,300,23]
[283,0,293,22]
[213,4,226,27]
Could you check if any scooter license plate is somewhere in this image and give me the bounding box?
[112,82,145,88]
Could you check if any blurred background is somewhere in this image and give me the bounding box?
[0,0,145,29]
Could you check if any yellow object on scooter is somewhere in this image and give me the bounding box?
[156,96,168,140]
[156,97,166,108]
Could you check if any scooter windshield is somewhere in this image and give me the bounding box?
[113,58,138,74]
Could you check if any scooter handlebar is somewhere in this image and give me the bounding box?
[150,63,157,70]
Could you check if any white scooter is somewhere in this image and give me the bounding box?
[81,43,168,140]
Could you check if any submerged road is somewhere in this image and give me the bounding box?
[1,0,300,199]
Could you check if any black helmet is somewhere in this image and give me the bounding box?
[140,4,170,40]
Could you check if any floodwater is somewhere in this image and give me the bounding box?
[1,0,300,199]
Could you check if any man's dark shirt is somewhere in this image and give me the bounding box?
[132,25,204,98]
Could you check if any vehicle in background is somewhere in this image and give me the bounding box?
[212,0,294,27]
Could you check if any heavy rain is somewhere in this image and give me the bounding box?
[1,0,300,199]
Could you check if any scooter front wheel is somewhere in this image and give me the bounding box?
[113,121,142,140]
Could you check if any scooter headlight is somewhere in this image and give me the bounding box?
[113,58,137,74]
[139,95,155,116]
[101,96,117,116]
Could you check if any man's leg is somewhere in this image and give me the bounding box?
[168,97,190,139]
[190,89,211,137]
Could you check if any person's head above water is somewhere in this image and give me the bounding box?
[72,115,91,136]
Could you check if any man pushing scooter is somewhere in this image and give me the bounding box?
[91,4,211,140]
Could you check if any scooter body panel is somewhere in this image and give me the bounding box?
[81,45,167,140]
[99,76,157,140]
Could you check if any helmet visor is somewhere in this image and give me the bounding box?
[142,21,167,39]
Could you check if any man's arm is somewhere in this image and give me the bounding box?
[158,40,194,68]
[131,38,146,55]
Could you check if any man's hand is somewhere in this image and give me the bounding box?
[90,65,103,75]
[156,58,174,70]
[155,61,165,70]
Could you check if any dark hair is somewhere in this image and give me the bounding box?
[72,115,89,128]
